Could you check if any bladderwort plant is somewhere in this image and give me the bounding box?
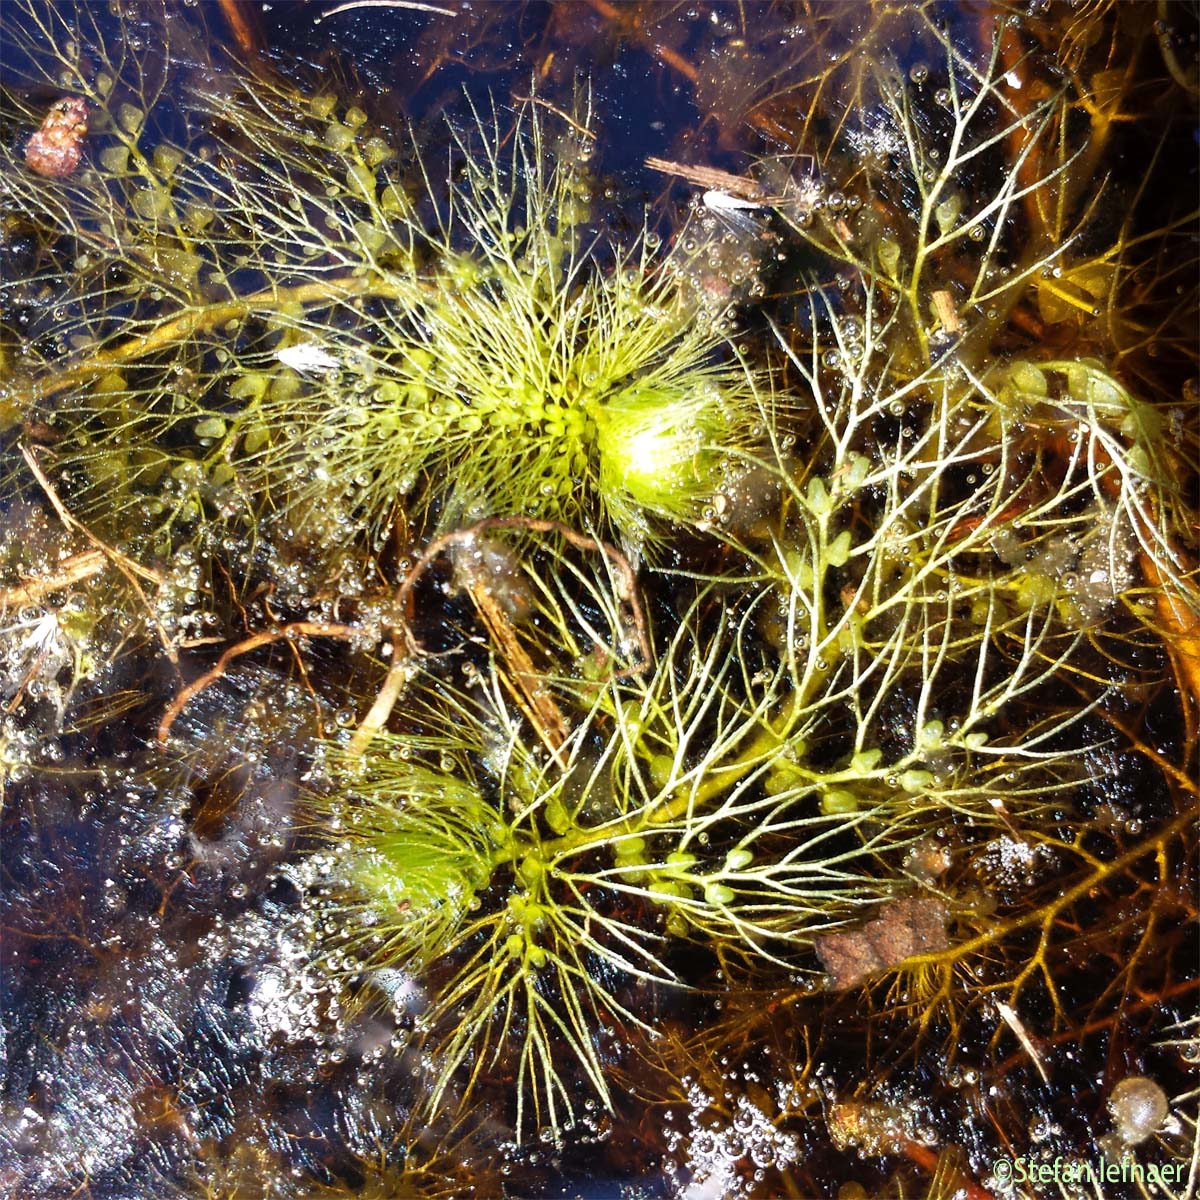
[0,1,766,555]
[299,373,1121,1140]
[769,20,1196,621]
[200,86,769,550]
[290,25,1197,1142]
[2,0,1195,1164]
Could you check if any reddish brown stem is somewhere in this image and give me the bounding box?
[156,621,360,747]
[396,516,651,673]
[901,1140,997,1200]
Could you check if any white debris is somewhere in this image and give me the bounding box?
[702,189,763,214]
[274,341,340,374]
[6,610,60,654]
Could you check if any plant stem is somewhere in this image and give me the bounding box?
[6,275,412,410]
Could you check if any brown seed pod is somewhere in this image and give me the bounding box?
[25,96,88,178]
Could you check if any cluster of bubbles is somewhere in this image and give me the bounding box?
[662,1081,802,1198]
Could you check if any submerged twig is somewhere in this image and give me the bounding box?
[644,157,763,201]
[156,621,360,747]
[0,549,106,610]
[1139,550,1200,759]
[20,445,177,664]
[995,999,1050,1083]
[396,516,651,671]
[582,0,698,82]
[345,636,415,758]
[215,0,264,56]
[20,447,158,587]
[314,0,456,22]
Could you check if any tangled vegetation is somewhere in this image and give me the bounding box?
[1,33,765,552]
[1,1,1196,1197]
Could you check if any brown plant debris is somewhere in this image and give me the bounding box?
[25,96,88,178]
[815,897,950,991]
[0,549,107,610]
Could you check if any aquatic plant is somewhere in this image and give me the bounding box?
[1,0,1195,1193]
[767,16,1197,611]
[0,9,764,553]
[301,306,1135,1132]
[307,591,921,1136]
[278,13,1200,1146]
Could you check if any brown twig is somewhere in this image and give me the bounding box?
[582,0,698,82]
[5,651,52,715]
[156,621,360,747]
[931,289,963,336]
[21,447,158,587]
[0,549,107,610]
[346,517,652,760]
[994,14,1056,239]
[395,516,651,672]
[215,0,265,56]
[644,157,763,200]
[1138,551,1200,760]
[20,445,178,664]
[466,576,570,768]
